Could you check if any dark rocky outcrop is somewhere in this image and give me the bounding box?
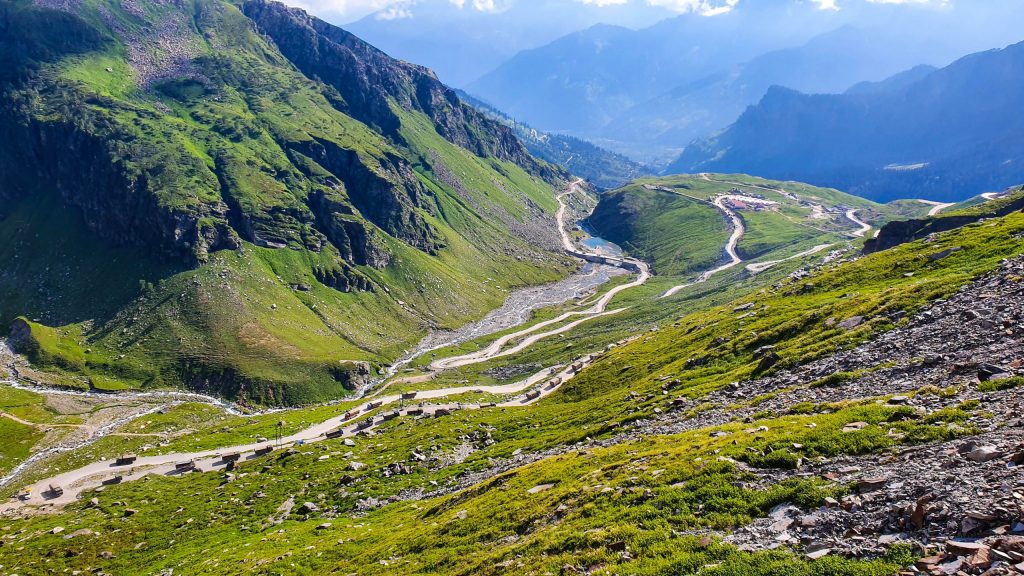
[0,107,240,264]
[307,189,390,268]
[290,137,444,256]
[241,0,557,181]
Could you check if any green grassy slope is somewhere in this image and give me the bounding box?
[0,0,573,404]
[2,209,1021,574]
[588,182,729,275]
[590,174,933,275]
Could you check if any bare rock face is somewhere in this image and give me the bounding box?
[8,318,32,347]
[240,0,556,180]
[0,116,241,265]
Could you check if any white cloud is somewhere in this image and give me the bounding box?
[577,0,629,6]
[290,0,954,25]
[375,4,414,18]
[645,0,739,16]
[814,0,950,9]
[286,0,408,21]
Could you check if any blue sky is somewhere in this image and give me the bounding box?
[288,0,951,24]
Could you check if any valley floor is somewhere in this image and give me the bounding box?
[0,178,1021,575]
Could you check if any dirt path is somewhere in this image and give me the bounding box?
[745,243,833,274]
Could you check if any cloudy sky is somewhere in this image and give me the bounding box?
[290,0,949,24]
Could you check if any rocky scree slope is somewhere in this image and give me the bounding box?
[0,0,570,404]
[386,250,1024,574]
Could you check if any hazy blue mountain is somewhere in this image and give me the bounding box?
[345,0,672,87]
[466,1,1024,165]
[599,27,948,164]
[457,91,652,190]
[845,64,938,96]
[467,8,824,137]
[668,41,1024,203]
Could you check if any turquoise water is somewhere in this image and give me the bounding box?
[579,222,623,257]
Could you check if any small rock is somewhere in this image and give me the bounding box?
[977,363,1011,381]
[858,476,888,492]
[837,316,865,330]
[842,421,869,433]
[965,445,1003,463]
[806,548,831,560]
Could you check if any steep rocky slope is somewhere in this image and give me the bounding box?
[0,0,572,404]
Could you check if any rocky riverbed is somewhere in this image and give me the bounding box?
[376,262,625,381]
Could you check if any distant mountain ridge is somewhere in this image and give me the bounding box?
[600,26,946,161]
[345,0,673,87]
[457,91,652,190]
[668,40,1024,202]
[466,2,1024,165]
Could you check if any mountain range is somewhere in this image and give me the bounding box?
[669,40,1024,202]
[465,1,1024,165]
[345,0,673,87]
[0,0,573,405]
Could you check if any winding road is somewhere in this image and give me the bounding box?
[430,180,651,370]
[2,352,618,510]
[661,195,745,298]
[2,171,865,511]
[845,209,872,238]
[1,179,651,512]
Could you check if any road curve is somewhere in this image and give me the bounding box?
[430,180,651,371]
[661,196,745,298]
[845,209,872,238]
[917,199,955,217]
